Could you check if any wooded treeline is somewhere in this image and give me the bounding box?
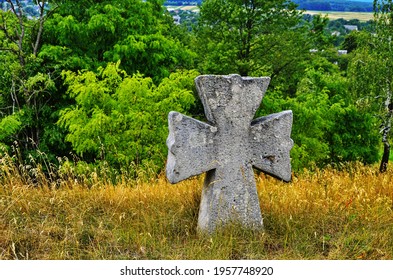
[0,0,392,179]
[294,0,374,12]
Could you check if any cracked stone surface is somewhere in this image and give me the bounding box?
[166,74,293,233]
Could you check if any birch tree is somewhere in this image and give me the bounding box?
[348,0,393,172]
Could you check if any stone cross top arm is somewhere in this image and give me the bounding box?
[166,74,293,233]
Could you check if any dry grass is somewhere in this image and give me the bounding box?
[1,155,392,260]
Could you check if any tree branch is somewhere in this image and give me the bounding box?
[32,1,46,56]
[6,0,26,66]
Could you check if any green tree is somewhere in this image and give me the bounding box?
[1,0,198,170]
[58,62,198,173]
[308,14,332,50]
[348,0,393,172]
[195,0,311,94]
[41,0,195,83]
[261,57,379,171]
[0,1,61,159]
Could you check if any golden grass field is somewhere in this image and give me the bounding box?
[1,154,392,260]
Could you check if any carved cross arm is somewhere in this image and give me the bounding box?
[166,111,218,183]
[250,110,294,182]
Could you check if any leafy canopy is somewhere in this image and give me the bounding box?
[42,0,196,82]
[58,62,198,171]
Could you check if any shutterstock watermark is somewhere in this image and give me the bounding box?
[120,265,204,276]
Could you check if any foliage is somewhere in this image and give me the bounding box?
[347,0,393,172]
[0,114,21,142]
[42,0,196,83]
[195,1,352,96]
[308,14,333,49]
[58,62,198,173]
[197,1,301,79]
[260,57,380,171]
[0,1,63,163]
[0,0,388,177]
[1,0,197,171]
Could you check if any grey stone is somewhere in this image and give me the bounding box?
[166,74,293,233]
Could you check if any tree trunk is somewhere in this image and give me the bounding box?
[379,141,390,172]
[380,93,392,173]
[33,2,46,57]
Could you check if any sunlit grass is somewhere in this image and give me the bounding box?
[1,154,392,260]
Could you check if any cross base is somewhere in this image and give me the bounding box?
[198,167,263,233]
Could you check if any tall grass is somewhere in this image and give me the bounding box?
[1,152,392,259]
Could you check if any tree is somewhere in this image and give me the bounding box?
[58,62,198,173]
[195,0,311,94]
[308,14,332,50]
[41,0,195,83]
[1,0,197,169]
[0,1,60,158]
[348,0,393,172]
[260,56,380,171]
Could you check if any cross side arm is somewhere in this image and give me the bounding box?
[250,110,294,182]
[166,111,218,183]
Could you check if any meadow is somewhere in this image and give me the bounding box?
[1,154,392,260]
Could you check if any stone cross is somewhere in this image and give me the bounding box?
[166,74,293,233]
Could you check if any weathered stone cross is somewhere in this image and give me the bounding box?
[166,74,293,233]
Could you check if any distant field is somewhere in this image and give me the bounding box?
[166,5,374,21]
[166,5,200,12]
[305,11,374,21]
